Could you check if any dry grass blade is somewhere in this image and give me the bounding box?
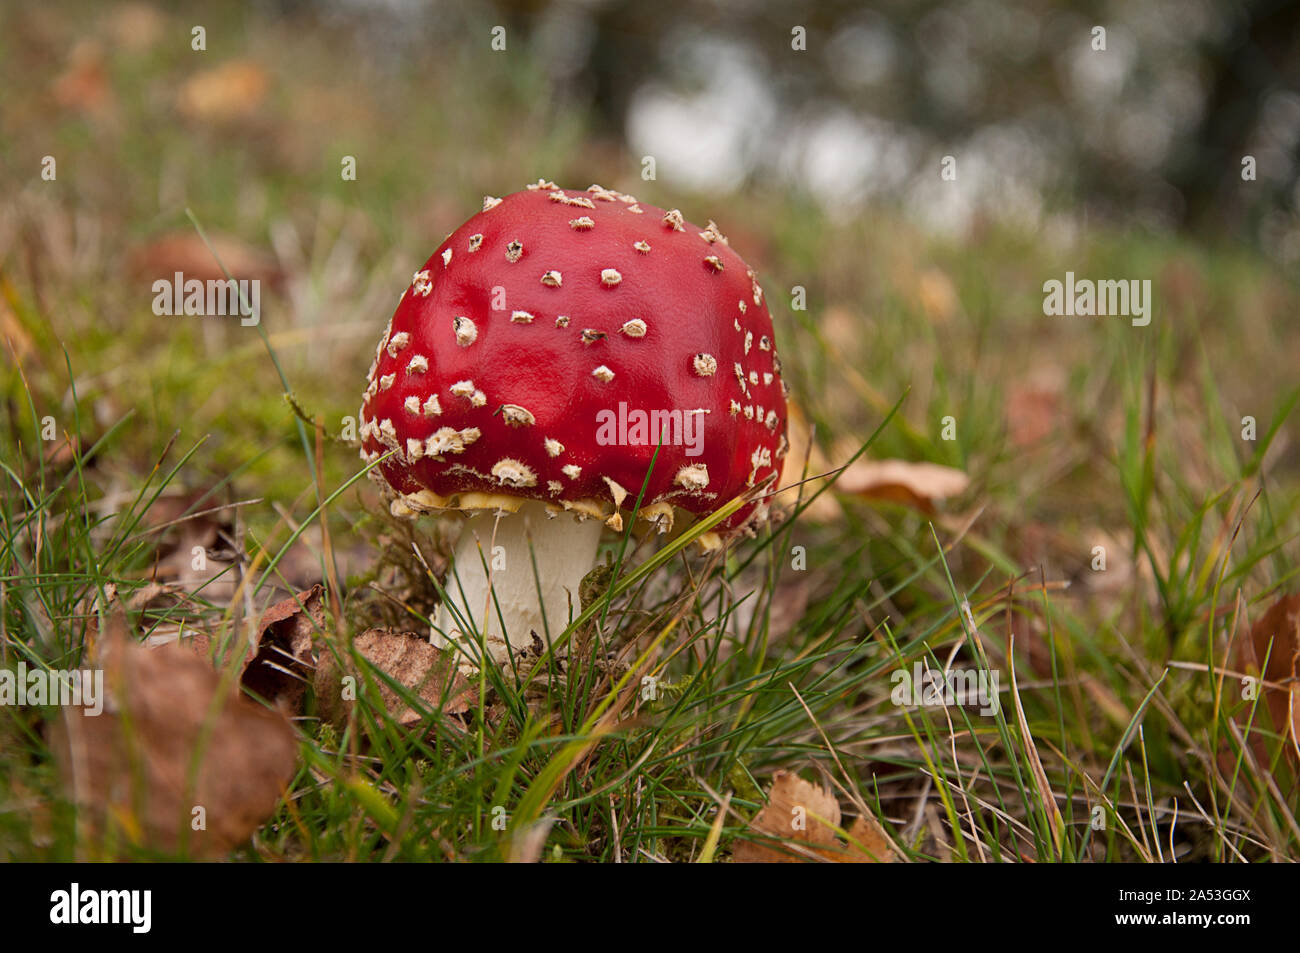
[1004,618,1065,855]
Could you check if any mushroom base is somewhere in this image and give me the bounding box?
[431,502,604,669]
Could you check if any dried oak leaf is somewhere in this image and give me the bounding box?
[315,628,473,730]
[835,459,969,514]
[175,586,322,713]
[1241,593,1300,760]
[241,585,324,712]
[50,619,297,858]
[733,769,898,863]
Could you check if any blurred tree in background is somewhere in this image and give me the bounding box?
[295,0,1299,262]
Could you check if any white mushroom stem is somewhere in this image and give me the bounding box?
[432,502,604,669]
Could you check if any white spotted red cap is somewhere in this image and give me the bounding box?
[357,183,788,666]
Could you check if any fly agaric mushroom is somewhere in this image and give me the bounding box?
[358,182,788,666]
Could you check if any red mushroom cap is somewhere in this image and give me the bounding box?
[359,181,789,540]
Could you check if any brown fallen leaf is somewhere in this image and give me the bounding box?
[106,3,166,54]
[316,628,473,730]
[241,586,324,713]
[916,267,960,324]
[125,232,283,289]
[143,490,238,602]
[733,769,898,863]
[835,458,970,513]
[1241,593,1300,761]
[843,814,899,862]
[1005,371,1064,450]
[52,40,115,117]
[176,59,269,122]
[775,402,843,522]
[50,614,298,858]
